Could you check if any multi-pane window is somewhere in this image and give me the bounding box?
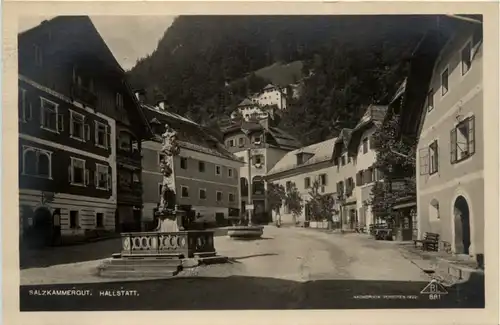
[199,189,207,200]
[96,164,109,190]
[22,146,51,179]
[40,98,60,132]
[70,110,85,141]
[304,177,311,189]
[70,157,86,186]
[461,41,472,75]
[197,161,205,172]
[451,116,475,163]
[180,157,188,169]
[216,191,223,202]
[319,174,327,186]
[181,186,189,198]
[95,122,108,148]
[427,89,434,112]
[429,140,439,174]
[228,139,235,147]
[441,68,449,96]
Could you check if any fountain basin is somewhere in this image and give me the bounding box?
[227,225,264,239]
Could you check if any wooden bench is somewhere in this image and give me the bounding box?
[413,232,439,251]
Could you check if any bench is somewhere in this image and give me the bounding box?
[413,232,439,251]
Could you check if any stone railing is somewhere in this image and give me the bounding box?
[120,230,215,258]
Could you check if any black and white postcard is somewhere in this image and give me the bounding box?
[2,1,499,325]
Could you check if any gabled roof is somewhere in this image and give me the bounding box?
[143,104,240,162]
[347,105,389,154]
[263,84,276,90]
[267,137,337,177]
[332,128,353,162]
[238,98,255,107]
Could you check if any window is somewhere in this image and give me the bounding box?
[181,186,189,198]
[229,193,235,202]
[198,161,205,172]
[422,90,432,114]
[70,157,87,186]
[34,44,43,66]
[441,68,449,96]
[429,140,439,175]
[228,168,233,178]
[362,138,369,154]
[461,41,472,75]
[216,191,223,202]
[450,116,475,163]
[69,110,86,141]
[238,137,245,147]
[95,122,109,148]
[215,165,221,176]
[319,174,327,186]
[96,213,104,228]
[253,135,262,144]
[159,154,166,165]
[199,189,207,200]
[19,88,32,122]
[40,98,61,132]
[70,210,79,229]
[304,177,311,189]
[228,139,235,147]
[180,157,188,169]
[115,93,124,109]
[119,132,132,151]
[96,164,109,190]
[22,146,52,178]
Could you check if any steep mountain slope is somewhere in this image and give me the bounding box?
[127,15,438,144]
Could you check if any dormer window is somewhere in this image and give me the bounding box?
[253,136,262,145]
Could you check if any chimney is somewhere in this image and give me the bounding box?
[134,89,146,103]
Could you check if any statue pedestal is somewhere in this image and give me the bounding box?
[155,208,186,232]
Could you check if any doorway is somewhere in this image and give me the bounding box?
[453,195,471,255]
[31,207,53,248]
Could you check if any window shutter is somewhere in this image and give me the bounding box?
[419,148,429,175]
[108,174,112,190]
[68,165,72,183]
[435,141,439,172]
[356,172,362,186]
[468,116,475,155]
[106,127,111,149]
[84,124,91,141]
[450,128,457,163]
[88,169,94,186]
[85,169,90,185]
[57,114,64,132]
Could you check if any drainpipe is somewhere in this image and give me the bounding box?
[247,148,253,226]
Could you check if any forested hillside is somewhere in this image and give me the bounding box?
[127,15,438,145]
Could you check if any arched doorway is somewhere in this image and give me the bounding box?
[453,196,471,255]
[30,207,53,248]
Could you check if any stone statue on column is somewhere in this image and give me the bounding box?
[155,123,185,232]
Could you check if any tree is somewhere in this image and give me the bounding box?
[369,113,417,224]
[307,180,336,229]
[284,182,303,224]
[266,182,286,225]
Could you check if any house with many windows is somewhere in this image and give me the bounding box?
[221,116,302,223]
[412,16,483,258]
[139,96,243,228]
[265,138,338,226]
[18,16,151,247]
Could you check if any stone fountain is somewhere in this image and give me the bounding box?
[97,124,225,279]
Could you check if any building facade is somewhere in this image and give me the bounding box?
[222,116,302,223]
[141,100,243,228]
[250,84,288,110]
[265,138,338,226]
[18,16,151,246]
[415,19,483,257]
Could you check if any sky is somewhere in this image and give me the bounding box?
[18,16,175,71]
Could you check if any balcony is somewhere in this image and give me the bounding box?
[71,85,98,108]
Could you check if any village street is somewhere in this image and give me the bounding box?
[20,226,483,310]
